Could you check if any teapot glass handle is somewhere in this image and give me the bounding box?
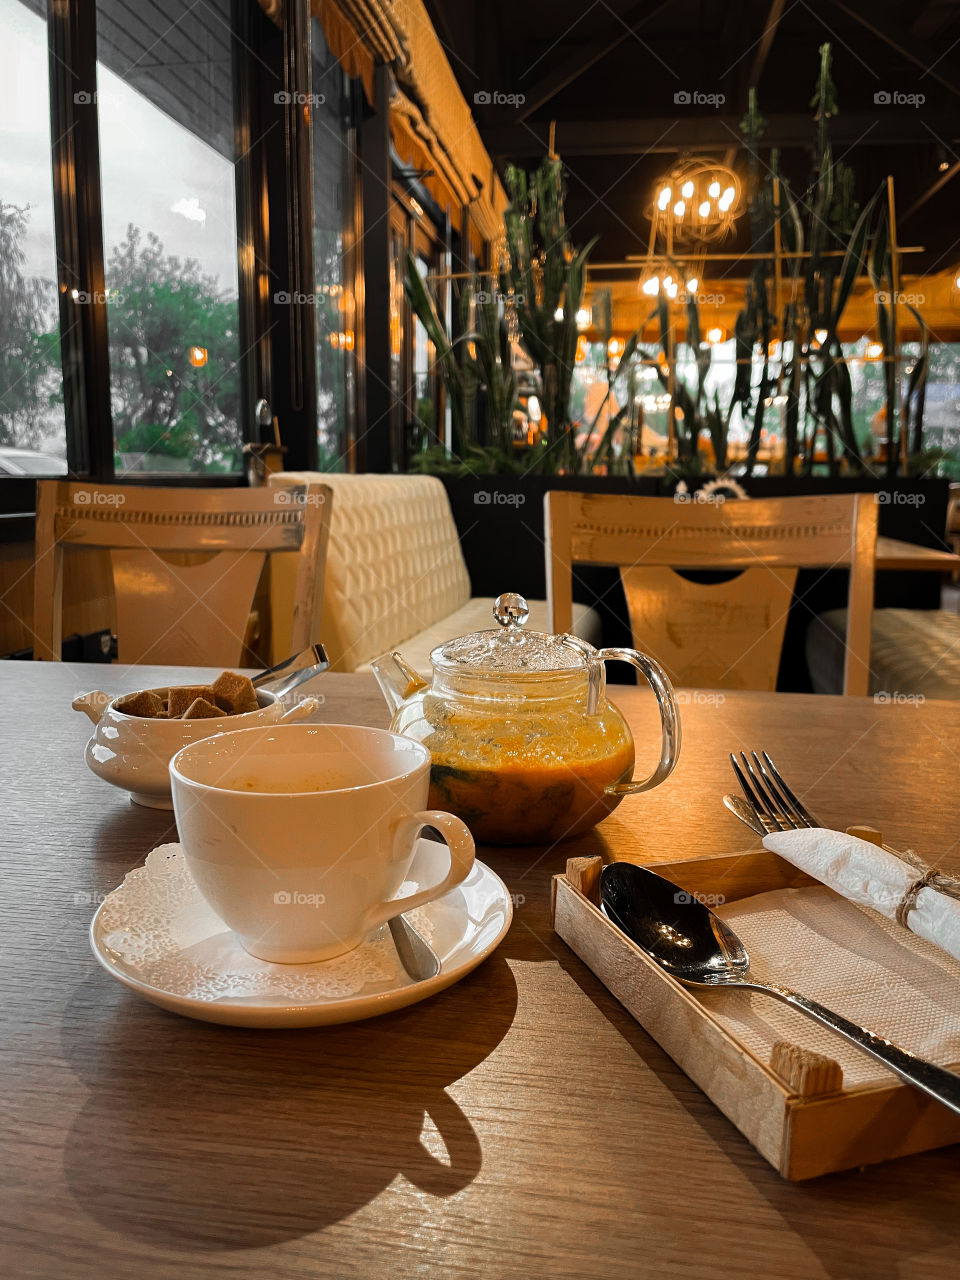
[598,647,681,796]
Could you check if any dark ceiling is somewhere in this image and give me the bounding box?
[425,0,960,279]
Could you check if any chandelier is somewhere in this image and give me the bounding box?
[637,256,702,301]
[649,157,741,245]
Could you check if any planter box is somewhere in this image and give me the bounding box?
[440,473,951,692]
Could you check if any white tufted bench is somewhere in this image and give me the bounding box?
[267,472,602,673]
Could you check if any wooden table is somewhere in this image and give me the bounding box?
[876,536,960,573]
[4,664,960,1279]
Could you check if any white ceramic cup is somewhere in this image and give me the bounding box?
[169,723,476,964]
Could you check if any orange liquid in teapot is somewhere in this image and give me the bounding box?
[395,694,635,845]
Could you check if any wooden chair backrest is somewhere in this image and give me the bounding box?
[545,491,877,695]
[32,481,332,666]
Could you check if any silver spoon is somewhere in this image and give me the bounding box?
[388,914,440,982]
[251,644,329,698]
[600,861,960,1116]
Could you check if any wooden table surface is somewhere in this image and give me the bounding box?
[4,664,960,1279]
[875,536,960,573]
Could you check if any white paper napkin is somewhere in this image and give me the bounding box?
[761,827,960,963]
[701,884,960,1088]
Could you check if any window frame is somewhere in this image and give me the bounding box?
[1,0,358,521]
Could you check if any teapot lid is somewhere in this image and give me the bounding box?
[433,593,593,675]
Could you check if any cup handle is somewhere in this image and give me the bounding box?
[364,810,476,930]
[279,695,319,723]
[599,647,682,796]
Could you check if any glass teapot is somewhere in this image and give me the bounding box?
[371,593,680,845]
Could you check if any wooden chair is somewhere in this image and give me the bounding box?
[32,481,332,666]
[545,491,878,695]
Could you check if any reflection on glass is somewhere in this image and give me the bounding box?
[413,256,437,445]
[0,0,67,474]
[311,19,350,470]
[96,0,242,474]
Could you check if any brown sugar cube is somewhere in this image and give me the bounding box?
[211,670,259,715]
[168,685,216,718]
[115,689,164,718]
[180,697,222,720]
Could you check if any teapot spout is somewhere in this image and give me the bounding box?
[72,690,110,724]
[370,652,427,716]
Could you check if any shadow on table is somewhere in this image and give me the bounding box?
[549,909,960,1276]
[59,954,518,1251]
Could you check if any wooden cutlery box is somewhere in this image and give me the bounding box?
[551,850,960,1180]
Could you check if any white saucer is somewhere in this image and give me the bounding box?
[90,840,513,1028]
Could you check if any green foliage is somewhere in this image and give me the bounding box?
[500,157,598,470]
[107,225,241,472]
[402,249,518,461]
[0,201,62,450]
[730,44,920,477]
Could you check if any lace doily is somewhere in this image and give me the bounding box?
[97,844,437,1004]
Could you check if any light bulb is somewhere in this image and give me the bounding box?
[664,280,678,298]
[686,277,698,292]
[657,186,671,210]
[681,180,694,198]
[708,181,721,198]
[673,200,686,217]
[698,200,711,217]
[706,327,723,344]
[642,276,660,296]
[554,307,564,321]
[814,328,828,344]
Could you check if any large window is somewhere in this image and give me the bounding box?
[310,18,353,471]
[0,0,67,477]
[0,0,358,493]
[96,0,243,475]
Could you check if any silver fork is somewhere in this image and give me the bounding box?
[729,750,820,835]
[728,751,904,856]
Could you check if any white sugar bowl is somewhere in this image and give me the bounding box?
[73,687,319,808]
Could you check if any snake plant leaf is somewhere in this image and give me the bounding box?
[588,403,629,470]
[684,291,711,403]
[904,302,929,454]
[827,185,881,344]
[656,295,670,357]
[730,297,758,412]
[832,354,864,470]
